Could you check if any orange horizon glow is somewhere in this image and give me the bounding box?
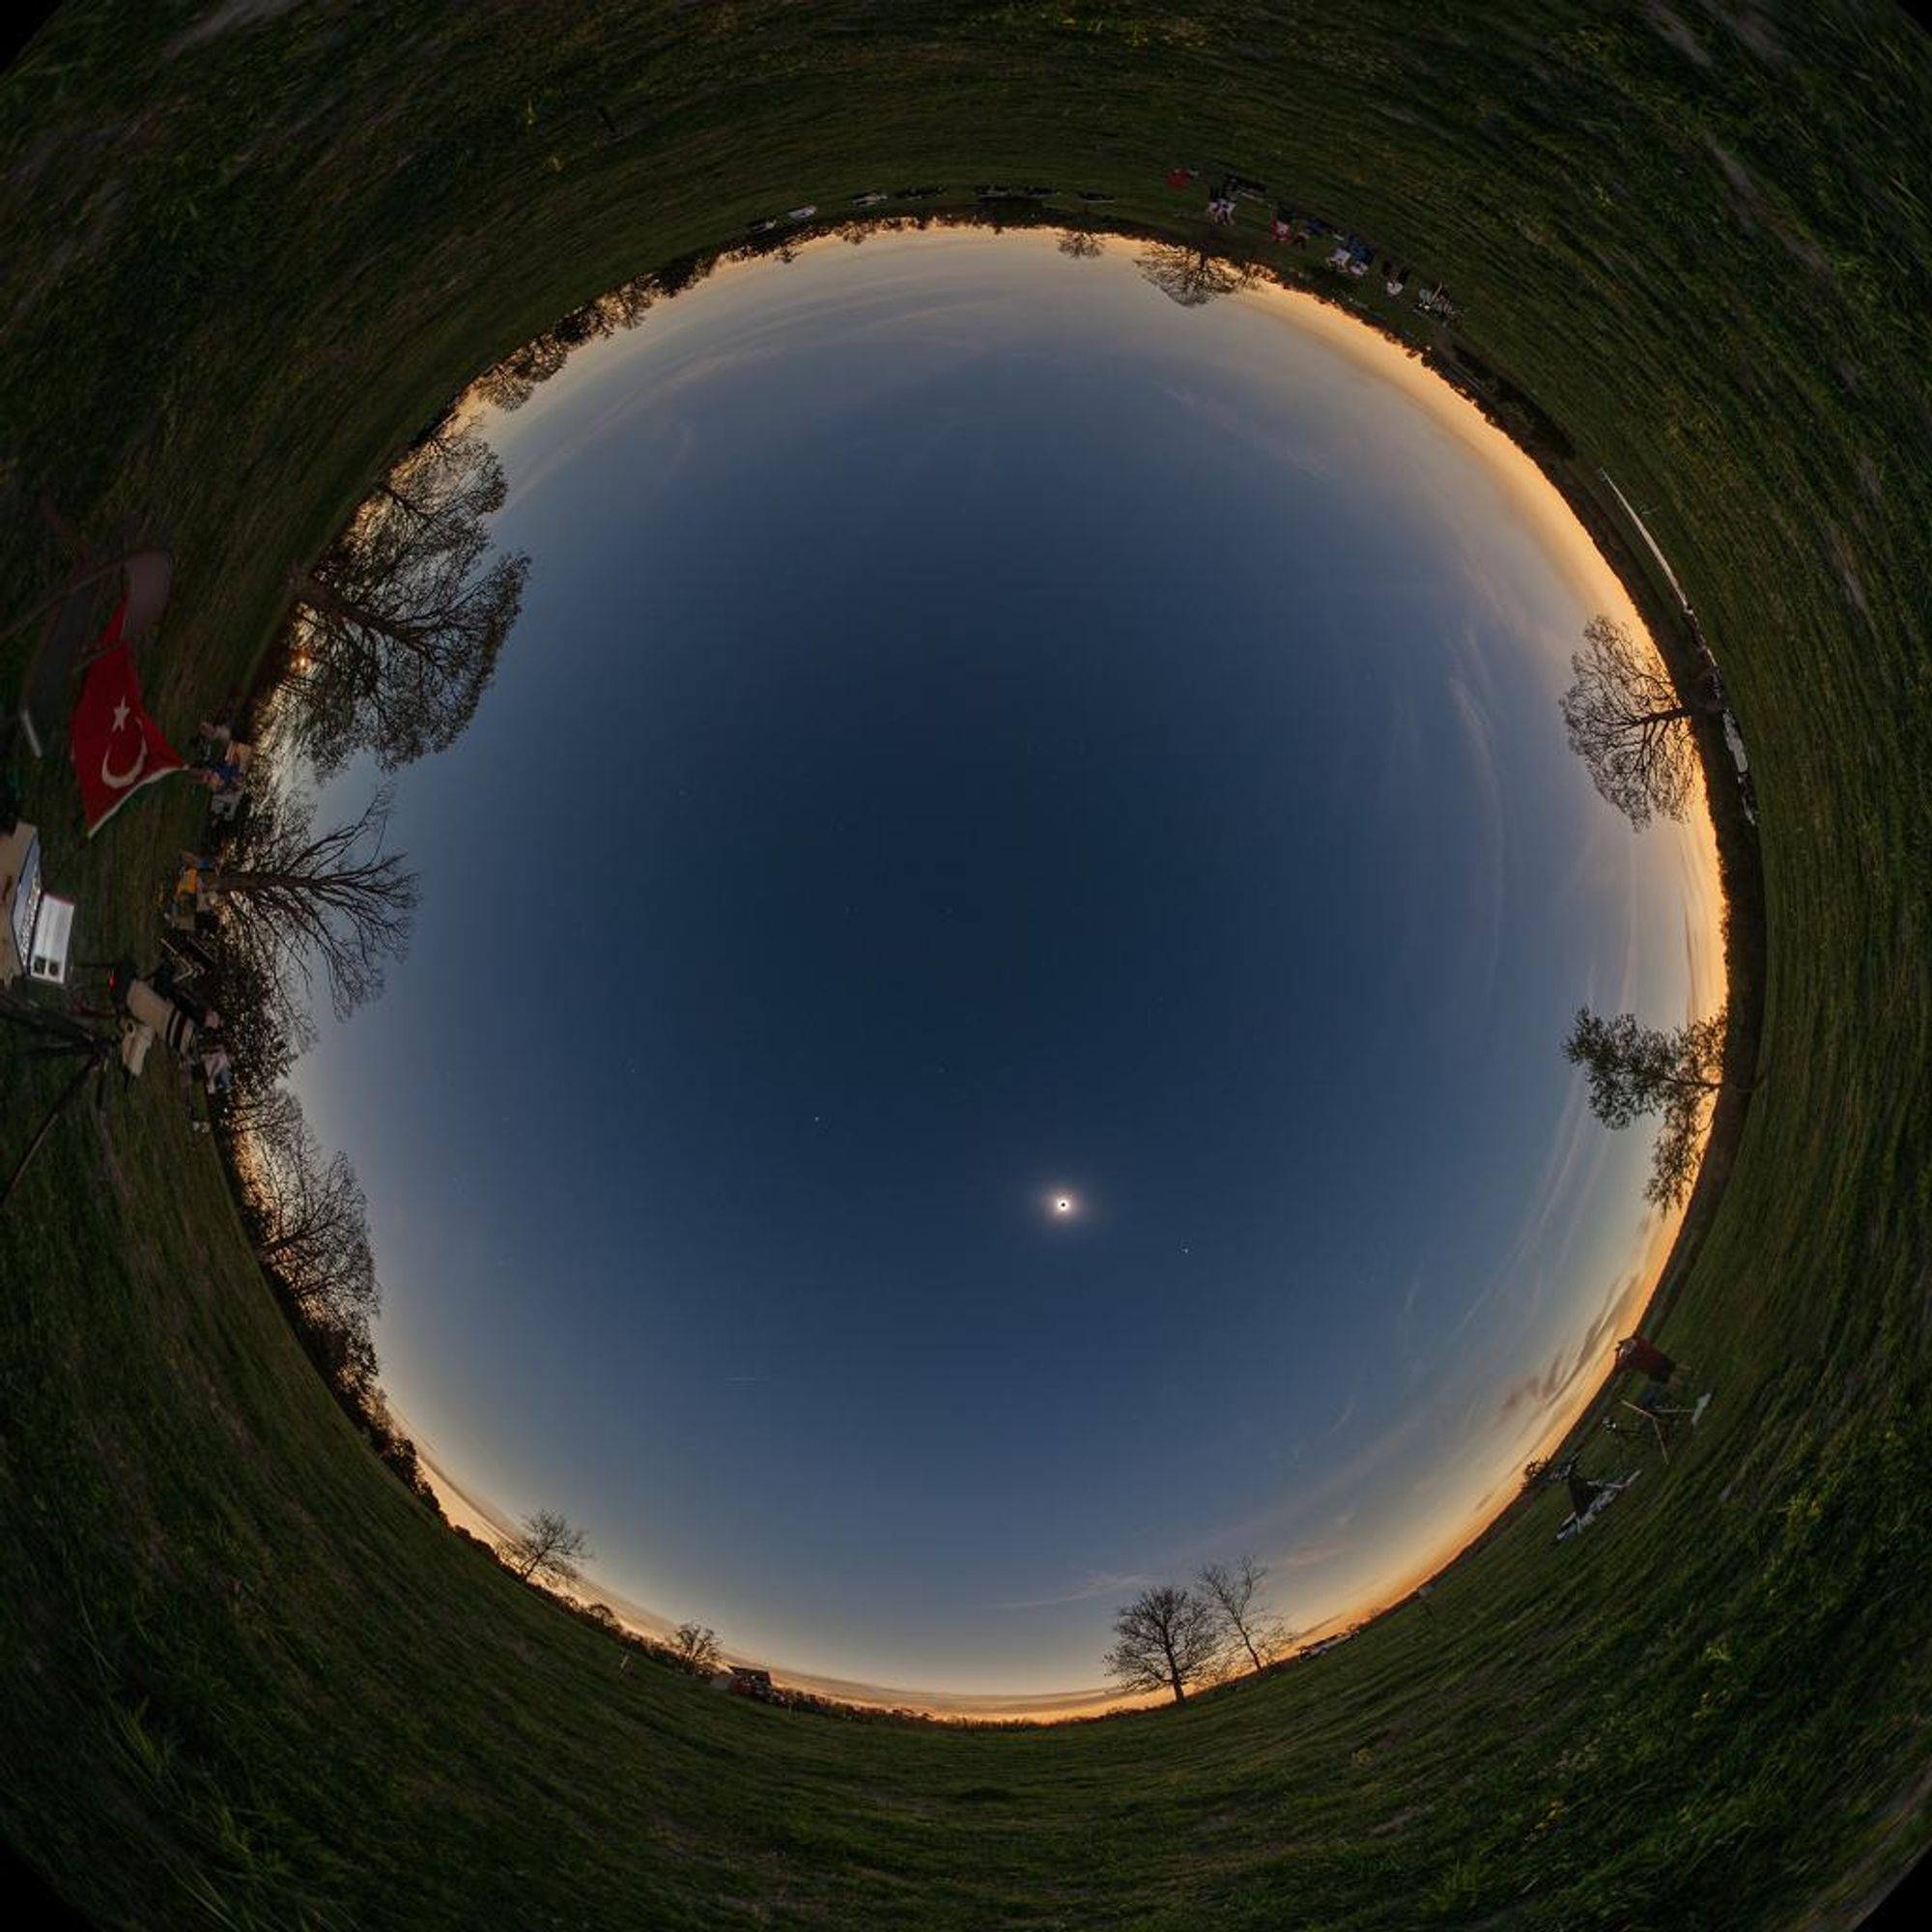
[397,227,1728,1722]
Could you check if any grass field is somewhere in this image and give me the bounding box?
[4,4,1930,1927]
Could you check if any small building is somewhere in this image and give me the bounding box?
[726,1666,776,1700]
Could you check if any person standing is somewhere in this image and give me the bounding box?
[1614,1334,1692,1388]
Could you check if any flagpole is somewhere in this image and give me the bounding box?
[0,555,128,650]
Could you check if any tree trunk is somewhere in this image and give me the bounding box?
[291,574,434,654]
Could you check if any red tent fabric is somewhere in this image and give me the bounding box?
[70,601,185,836]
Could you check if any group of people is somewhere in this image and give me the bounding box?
[116,955,231,1122]
[105,777,249,1127]
[187,715,251,819]
[1548,1333,1709,1539]
[1168,164,1453,316]
[1605,1335,1708,1443]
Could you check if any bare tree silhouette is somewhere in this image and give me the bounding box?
[201,937,314,1099]
[1136,242,1257,308]
[212,784,419,1024]
[672,1623,722,1674]
[240,1087,380,1337]
[1103,1583,1225,1703]
[500,1509,594,1586]
[470,331,572,412]
[1199,1556,1289,1676]
[288,422,528,775]
[1558,614,1718,829]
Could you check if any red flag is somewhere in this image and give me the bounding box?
[70,601,185,837]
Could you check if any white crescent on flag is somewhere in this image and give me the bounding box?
[100,737,149,791]
[70,619,185,836]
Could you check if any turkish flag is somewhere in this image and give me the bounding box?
[70,601,185,837]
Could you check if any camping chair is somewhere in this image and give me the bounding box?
[164,852,222,931]
[1607,1386,1711,1463]
[158,927,216,982]
[1616,1397,1673,1462]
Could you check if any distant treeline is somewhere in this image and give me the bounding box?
[458,194,1553,502]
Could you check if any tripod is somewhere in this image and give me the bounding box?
[0,991,119,1213]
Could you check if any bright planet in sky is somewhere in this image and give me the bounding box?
[298,227,1722,1712]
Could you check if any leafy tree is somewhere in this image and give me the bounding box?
[358,1394,440,1511]
[1057,229,1104,258]
[300,1303,381,1410]
[373,417,511,554]
[1136,242,1256,308]
[500,1508,593,1586]
[1198,1555,1288,1676]
[671,1623,722,1675]
[218,1073,297,1145]
[470,332,571,412]
[1558,614,1717,829]
[1103,1583,1225,1704]
[212,784,419,1024]
[287,421,529,775]
[1563,1005,1730,1206]
[467,271,666,412]
[600,272,664,331]
[222,1084,383,1408]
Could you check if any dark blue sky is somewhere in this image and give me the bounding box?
[299,232,1721,1702]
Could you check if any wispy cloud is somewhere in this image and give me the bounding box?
[1492,1275,1635,1424]
[1278,1539,1350,1571]
[1155,381,1338,480]
[1445,670,1506,1012]
[505,406,699,514]
[990,1570,1148,1612]
[1449,1078,1598,1341]
[1395,1272,1428,1382]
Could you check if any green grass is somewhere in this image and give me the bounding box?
[4,4,1930,1927]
